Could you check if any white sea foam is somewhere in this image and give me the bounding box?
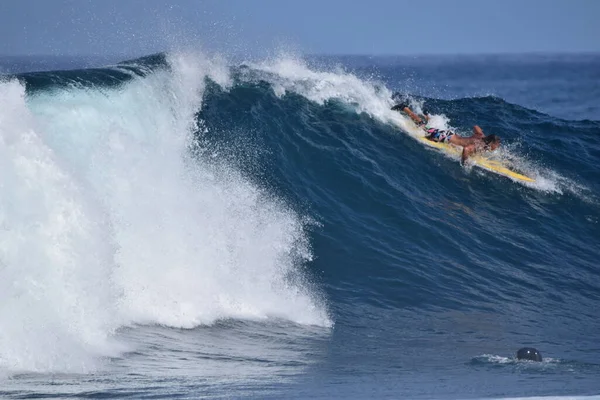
[0,52,330,373]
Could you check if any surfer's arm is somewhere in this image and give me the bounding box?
[473,125,484,138]
[461,144,476,165]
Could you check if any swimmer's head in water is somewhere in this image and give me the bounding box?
[516,347,542,362]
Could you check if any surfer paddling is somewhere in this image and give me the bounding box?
[391,103,501,164]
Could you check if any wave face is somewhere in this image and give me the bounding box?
[1,52,600,399]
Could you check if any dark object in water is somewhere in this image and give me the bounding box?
[516,347,542,362]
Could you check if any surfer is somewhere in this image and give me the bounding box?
[391,103,501,165]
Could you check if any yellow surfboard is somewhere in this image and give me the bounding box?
[391,115,535,183]
[415,135,535,183]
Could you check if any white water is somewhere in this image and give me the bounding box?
[0,53,330,374]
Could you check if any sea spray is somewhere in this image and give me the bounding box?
[0,52,331,374]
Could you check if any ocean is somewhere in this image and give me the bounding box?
[0,52,599,399]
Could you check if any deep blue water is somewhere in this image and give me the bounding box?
[0,52,599,399]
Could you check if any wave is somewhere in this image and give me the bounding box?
[1,51,599,377]
[0,53,331,373]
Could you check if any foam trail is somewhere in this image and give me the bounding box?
[247,56,396,121]
[0,52,330,374]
